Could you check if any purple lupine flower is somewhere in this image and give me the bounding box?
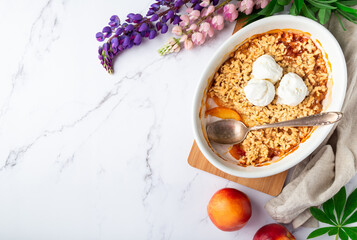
[109,21,119,28]
[174,0,183,8]
[122,36,131,48]
[110,15,120,22]
[138,23,148,32]
[115,27,124,35]
[166,10,174,20]
[96,0,196,73]
[126,13,135,22]
[150,14,159,22]
[96,32,104,42]
[149,30,157,39]
[172,15,181,25]
[109,15,120,28]
[212,0,219,5]
[125,24,134,32]
[102,26,112,38]
[98,46,103,55]
[161,16,169,23]
[111,38,119,48]
[161,24,168,34]
[133,34,142,45]
[156,22,163,31]
[151,3,160,11]
[103,43,110,54]
[193,4,203,11]
[132,14,143,23]
[147,9,155,16]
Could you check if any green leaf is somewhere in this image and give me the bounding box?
[323,197,337,223]
[338,8,357,20]
[301,3,318,20]
[311,5,320,14]
[258,0,277,16]
[339,229,349,240]
[334,187,347,223]
[337,9,357,24]
[318,8,332,24]
[295,0,304,13]
[278,0,292,5]
[290,2,298,15]
[340,0,357,6]
[343,210,357,225]
[306,0,337,9]
[316,0,338,3]
[335,2,357,14]
[347,226,357,232]
[336,12,347,30]
[310,207,336,225]
[271,3,284,14]
[342,188,357,222]
[307,227,335,238]
[328,227,339,236]
[343,227,357,240]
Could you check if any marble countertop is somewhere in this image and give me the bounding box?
[1,0,356,239]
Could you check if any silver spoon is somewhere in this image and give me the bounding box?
[206,112,343,144]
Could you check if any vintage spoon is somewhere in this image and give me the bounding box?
[206,112,343,144]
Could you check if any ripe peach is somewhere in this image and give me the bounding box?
[253,223,296,240]
[205,107,242,121]
[207,188,252,231]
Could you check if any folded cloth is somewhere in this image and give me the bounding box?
[265,14,357,229]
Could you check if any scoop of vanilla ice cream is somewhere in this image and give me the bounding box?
[277,72,309,106]
[244,79,275,107]
[252,55,283,84]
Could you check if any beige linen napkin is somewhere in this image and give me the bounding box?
[265,15,357,229]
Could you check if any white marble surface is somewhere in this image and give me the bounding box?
[0,0,356,239]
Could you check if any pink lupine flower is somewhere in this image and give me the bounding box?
[172,26,183,36]
[184,39,193,50]
[186,7,193,14]
[255,0,270,9]
[200,0,210,7]
[201,5,215,17]
[207,25,214,37]
[206,5,215,15]
[211,15,224,30]
[199,22,214,38]
[189,10,201,21]
[223,4,238,22]
[201,8,208,17]
[239,0,255,15]
[192,32,205,45]
[189,23,198,31]
[180,15,190,27]
[180,34,188,42]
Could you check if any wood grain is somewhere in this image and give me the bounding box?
[188,142,288,196]
[187,18,288,197]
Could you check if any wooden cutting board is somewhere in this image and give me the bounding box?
[187,19,288,197]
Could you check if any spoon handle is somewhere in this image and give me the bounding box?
[249,112,343,131]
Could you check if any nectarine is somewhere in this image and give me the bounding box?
[205,107,242,121]
[253,223,296,240]
[207,188,251,231]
